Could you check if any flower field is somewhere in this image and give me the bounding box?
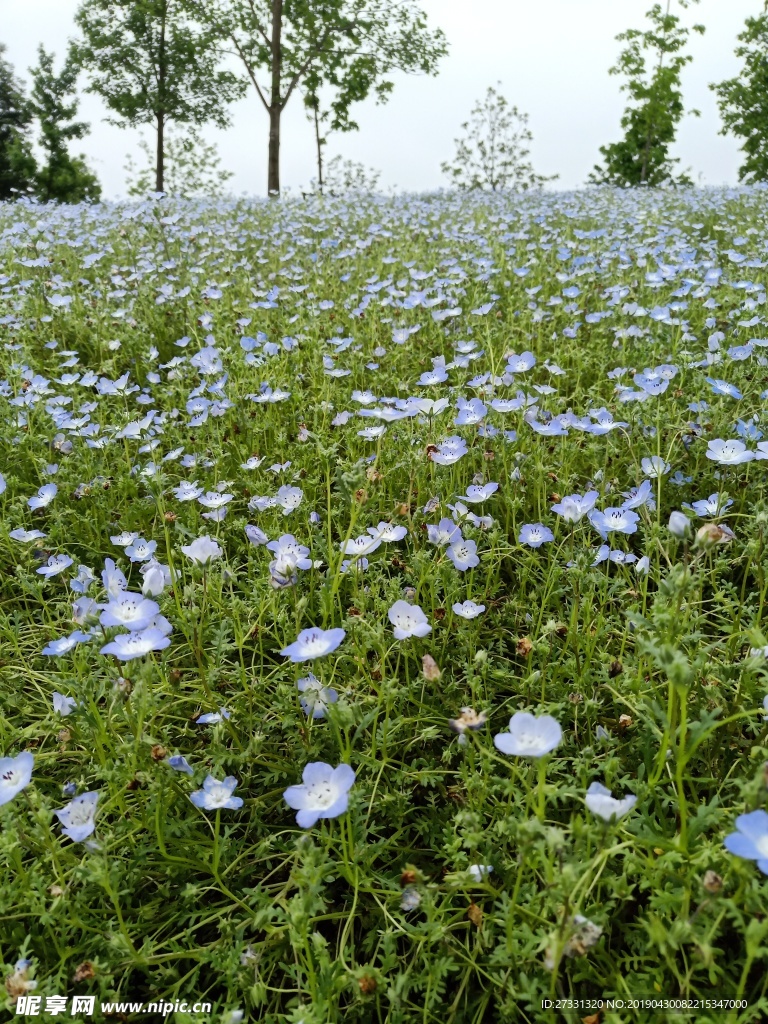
[3,186,768,1022]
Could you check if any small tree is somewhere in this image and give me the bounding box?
[0,44,37,200]
[73,0,244,193]
[125,127,233,197]
[589,0,705,187]
[711,5,768,184]
[441,85,555,192]
[29,46,101,203]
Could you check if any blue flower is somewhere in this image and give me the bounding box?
[166,754,194,776]
[283,762,356,828]
[196,707,231,725]
[518,523,554,548]
[706,378,742,400]
[190,775,243,811]
[0,751,34,806]
[724,810,768,874]
[297,673,338,718]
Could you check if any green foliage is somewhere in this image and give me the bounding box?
[72,0,244,191]
[28,47,101,204]
[0,44,37,200]
[589,1,705,187]
[192,0,447,194]
[711,7,768,185]
[441,84,556,193]
[125,127,233,198]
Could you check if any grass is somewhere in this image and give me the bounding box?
[1,186,768,1023]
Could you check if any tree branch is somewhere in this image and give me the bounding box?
[229,32,269,111]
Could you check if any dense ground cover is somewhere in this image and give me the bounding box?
[2,187,768,1022]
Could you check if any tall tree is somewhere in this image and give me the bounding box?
[589,0,705,187]
[0,43,37,200]
[29,46,101,203]
[711,5,768,184]
[193,0,447,196]
[441,85,556,193]
[72,0,244,193]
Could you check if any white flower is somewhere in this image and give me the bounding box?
[55,791,99,842]
[181,535,223,565]
[110,531,139,547]
[370,521,407,543]
[173,480,204,501]
[9,528,46,542]
[276,485,303,514]
[141,559,170,596]
[341,534,382,557]
[640,456,670,478]
[280,626,346,662]
[190,775,243,811]
[668,511,690,537]
[36,554,73,578]
[460,482,498,503]
[0,751,34,806]
[388,600,431,640]
[584,781,637,822]
[100,593,160,631]
[27,483,57,510]
[705,439,754,465]
[99,628,171,661]
[452,600,486,619]
[245,524,269,546]
[297,673,338,719]
[125,537,157,562]
[467,864,493,882]
[52,692,77,716]
[494,711,562,758]
[197,490,233,509]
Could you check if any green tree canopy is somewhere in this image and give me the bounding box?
[0,43,37,201]
[711,5,768,184]
[589,0,705,188]
[29,46,101,203]
[72,0,244,192]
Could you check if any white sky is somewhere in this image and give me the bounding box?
[1,0,759,197]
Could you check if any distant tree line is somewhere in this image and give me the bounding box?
[1,0,768,201]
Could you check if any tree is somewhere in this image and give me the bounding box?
[711,5,768,184]
[0,43,37,200]
[72,0,244,193]
[441,85,555,192]
[589,1,705,187]
[125,126,233,197]
[29,47,101,203]
[193,0,447,196]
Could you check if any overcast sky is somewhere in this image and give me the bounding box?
[1,0,760,198]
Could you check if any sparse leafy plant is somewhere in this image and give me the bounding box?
[441,84,555,192]
[125,127,233,197]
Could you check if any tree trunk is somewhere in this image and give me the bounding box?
[156,113,165,193]
[156,0,167,193]
[268,0,283,196]
[313,101,324,192]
